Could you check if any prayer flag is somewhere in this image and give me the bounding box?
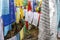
[23,0,27,6]
[20,28,24,40]
[14,0,20,7]
[0,17,4,40]
[20,7,24,19]
[16,7,20,23]
[16,33,20,40]
[33,0,37,12]
[28,0,32,11]
[19,0,23,6]
[2,0,10,26]
[9,0,16,23]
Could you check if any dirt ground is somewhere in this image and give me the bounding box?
[23,26,39,40]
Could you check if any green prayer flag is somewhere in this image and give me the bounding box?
[24,25,27,33]
[23,0,28,6]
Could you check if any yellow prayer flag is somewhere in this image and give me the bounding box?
[20,28,24,40]
[19,0,23,6]
[20,8,24,19]
[14,0,20,6]
[26,5,28,9]
[16,8,20,23]
[36,7,39,12]
[40,0,42,5]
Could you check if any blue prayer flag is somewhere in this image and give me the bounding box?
[2,0,15,26]
[2,0,10,26]
[9,0,16,23]
[4,25,10,36]
[33,0,37,12]
[16,33,20,40]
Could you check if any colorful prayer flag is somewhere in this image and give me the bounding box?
[20,7,24,19]
[16,33,20,40]
[16,7,20,23]
[20,28,24,40]
[28,0,32,11]
[33,0,37,12]
[14,0,20,7]
[25,21,28,29]
[2,0,15,26]
[23,0,27,6]
[4,25,10,36]
[2,0,10,26]
[24,25,27,33]
[19,0,23,6]
[9,0,16,23]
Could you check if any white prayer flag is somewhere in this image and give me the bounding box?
[0,17,4,40]
[27,11,33,24]
[25,10,28,21]
[32,12,39,26]
[24,9,27,17]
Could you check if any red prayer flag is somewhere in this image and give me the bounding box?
[25,21,28,29]
[28,0,32,11]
